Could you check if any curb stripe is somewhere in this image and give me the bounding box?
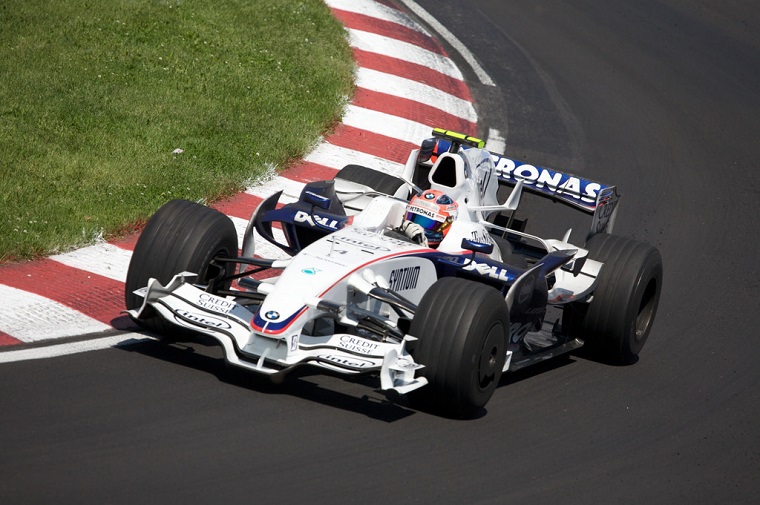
[304,142,406,176]
[331,9,444,55]
[0,285,112,343]
[211,192,265,221]
[0,331,23,347]
[350,89,476,134]
[278,160,343,184]
[343,103,433,142]
[51,243,133,283]
[352,48,470,101]
[245,176,315,205]
[347,29,462,81]
[327,124,417,161]
[0,259,129,328]
[356,68,476,122]
[325,0,427,33]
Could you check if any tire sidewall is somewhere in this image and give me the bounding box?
[567,233,662,364]
[410,277,509,415]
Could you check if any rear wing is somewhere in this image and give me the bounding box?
[428,130,621,237]
[490,150,621,236]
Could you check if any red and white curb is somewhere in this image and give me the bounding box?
[0,0,477,353]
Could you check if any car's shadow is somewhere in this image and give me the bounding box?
[116,317,611,421]
[119,329,421,423]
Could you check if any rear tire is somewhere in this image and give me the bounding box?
[564,233,662,364]
[124,199,238,336]
[410,277,509,417]
[335,164,408,198]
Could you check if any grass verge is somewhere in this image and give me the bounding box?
[0,0,354,263]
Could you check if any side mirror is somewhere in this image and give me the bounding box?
[461,238,494,255]
[304,190,331,210]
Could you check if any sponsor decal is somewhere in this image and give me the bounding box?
[265,310,281,320]
[318,354,373,368]
[304,190,330,206]
[301,268,320,275]
[388,266,420,291]
[407,204,442,220]
[174,309,232,330]
[339,335,380,354]
[290,334,299,352]
[462,259,511,282]
[196,292,235,313]
[470,230,494,245]
[303,250,348,267]
[590,188,620,234]
[332,235,390,252]
[491,154,603,205]
[294,210,340,230]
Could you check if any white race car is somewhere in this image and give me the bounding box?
[125,128,662,416]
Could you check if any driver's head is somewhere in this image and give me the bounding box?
[405,189,458,247]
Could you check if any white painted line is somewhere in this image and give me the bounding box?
[324,0,432,35]
[395,0,496,86]
[0,333,153,363]
[51,242,133,283]
[356,67,477,122]
[347,29,464,81]
[342,105,432,143]
[0,285,112,343]
[487,128,506,155]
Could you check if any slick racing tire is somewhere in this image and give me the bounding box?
[335,164,409,198]
[124,199,238,336]
[410,277,509,417]
[564,233,662,365]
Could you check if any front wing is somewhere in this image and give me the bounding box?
[127,273,429,394]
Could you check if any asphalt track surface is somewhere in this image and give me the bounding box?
[2,1,760,503]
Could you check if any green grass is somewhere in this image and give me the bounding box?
[0,0,354,263]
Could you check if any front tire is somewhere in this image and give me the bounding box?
[410,277,509,416]
[124,199,238,335]
[564,233,663,364]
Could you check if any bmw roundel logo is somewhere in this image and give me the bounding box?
[265,311,280,320]
[424,192,436,199]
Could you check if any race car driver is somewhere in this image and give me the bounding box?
[397,189,458,248]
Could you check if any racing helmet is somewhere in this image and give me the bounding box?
[405,189,458,247]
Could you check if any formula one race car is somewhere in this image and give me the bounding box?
[125,128,662,416]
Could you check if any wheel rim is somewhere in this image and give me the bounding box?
[199,247,233,287]
[477,324,504,390]
[634,278,658,342]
